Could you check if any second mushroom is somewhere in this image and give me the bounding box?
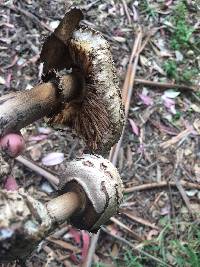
[0,8,124,154]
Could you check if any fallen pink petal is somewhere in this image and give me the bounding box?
[162,96,176,114]
[69,227,81,244]
[69,229,90,264]
[28,134,48,142]
[81,230,90,262]
[139,93,154,106]
[129,118,140,136]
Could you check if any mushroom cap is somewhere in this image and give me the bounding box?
[58,154,124,232]
[40,9,124,154]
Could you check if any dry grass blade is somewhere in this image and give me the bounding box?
[82,232,100,267]
[46,237,81,253]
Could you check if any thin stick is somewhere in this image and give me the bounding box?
[173,151,195,218]
[122,30,143,103]
[110,217,143,242]
[134,78,198,92]
[160,128,192,149]
[173,175,194,216]
[101,226,172,267]
[121,0,132,25]
[16,156,59,189]
[111,29,143,166]
[124,180,200,193]
[120,209,159,230]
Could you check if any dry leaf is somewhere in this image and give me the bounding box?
[194,164,200,182]
[185,190,198,197]
[193,119,200,134]
[139,93,153,106]
[113,36,126,43]
[38,127,52,134]
[42,152,64,166]
[162,96,176,114]
[163,90,180,99]
[190,104,200,113]
[28,134,48,142]
[30,145,42,161]
[0,76,6,85]
[41,182,54,194]
[147,229,159,240]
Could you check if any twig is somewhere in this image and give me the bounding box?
[139,27,162,54]
[122,29,143,104]
[16,156,59,189]
[46,237,81,253]
[173,150,195,218]
[121,0,132,25]
[160,128,192,149]
[111,29,143,166]
[110,217,143,242]
[134,78,198,92]
[167,182,178,236]
[173,174,194,216]
[124,180,200,193]
[101,226,172,267]
[120,209,159,230]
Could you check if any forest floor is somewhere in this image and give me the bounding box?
[0,0,200,266]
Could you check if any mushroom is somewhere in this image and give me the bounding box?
[0,8,124,153]
[0,154,123,262]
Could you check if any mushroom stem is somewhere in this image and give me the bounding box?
[46,191,81,223]
[0,73,83,136]
[0,189,83,262]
